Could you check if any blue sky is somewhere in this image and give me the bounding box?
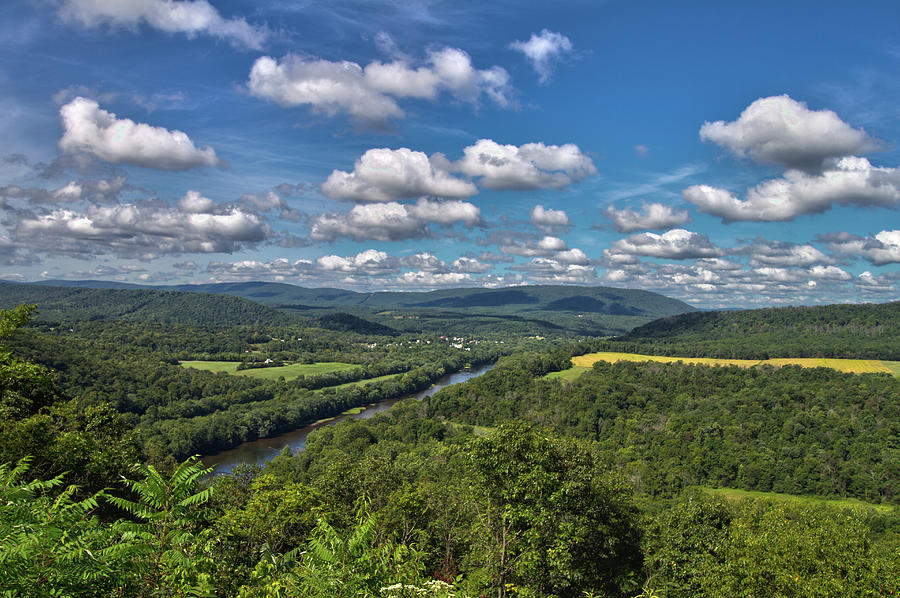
[2,0,899,308]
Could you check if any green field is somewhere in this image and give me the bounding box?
[703,487,897,514]
[329,372,403,390]
[884,361,900,377]
[179,360,358,381]
[544,365,590,382]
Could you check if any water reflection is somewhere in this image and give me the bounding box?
[201,363,494,475]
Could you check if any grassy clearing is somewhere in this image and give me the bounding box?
[882,361,900,377]
[340,406,367,415]
[328,372,402,390]
[180,360,358,381]
[179,360,241,374]
[544,366,590,382]
[703,487,896,514]
[559,352,896,378]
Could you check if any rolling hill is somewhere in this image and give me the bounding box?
[0,283,297,327]
[23,281,697,335]
[609,301,900,360]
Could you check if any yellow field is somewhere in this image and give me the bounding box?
[763,357,891,374]
[569,352,896,375]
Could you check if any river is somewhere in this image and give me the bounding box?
[200,363,494,475]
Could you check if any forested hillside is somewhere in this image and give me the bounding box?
[39,280,696,317]
[427,356,900,502]
[8,317,513,459]
[0,282,297,327]
[30,280,697,336]
[605,301,900,359]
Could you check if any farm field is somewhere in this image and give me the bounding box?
[703,487,897,514]
[544,365,591,381]
[558,352,900,377]
[328,372,403,390]
[179,360,358,381]
[880,361,900,377]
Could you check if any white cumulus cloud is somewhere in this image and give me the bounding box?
[604,202,690,232]
[499,235,568,257]
[15,202,267,258]
[407,198,482,226]
[322,147,476,202]
[530,204,571,229]
[610,229,724,260]
[248,47,512,124]
[699,94,880,170]
[554,248,590,264]
[683,157,900,222]
[511,257,598,284]
[59,97,221,170]
[451,256,492,273]
[456,139,596,190]
[317,249,394,274]
[309,198,481,242]
[177,190,216,213]
[739,241,833,268]
[822,230,900,265]
[57,0,268,49]
[1,177,126,204]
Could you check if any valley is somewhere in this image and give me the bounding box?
[1,285,897,597]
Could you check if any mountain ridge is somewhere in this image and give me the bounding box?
[5,281,697,335]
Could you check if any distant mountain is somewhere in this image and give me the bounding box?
[0,283,297,327]
[32,279,146,290]
[150,282,695,317]
[6,281,697,335]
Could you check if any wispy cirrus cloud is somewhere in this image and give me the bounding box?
[509,29,574,84]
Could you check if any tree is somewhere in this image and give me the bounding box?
[699,501,899,597]
[0,304,62,419]
[465,422,643,598]
[642,493,733,596]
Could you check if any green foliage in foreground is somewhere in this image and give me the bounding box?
[5,444,896,597]
[0,458,113,595]
[0,456,216,597]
